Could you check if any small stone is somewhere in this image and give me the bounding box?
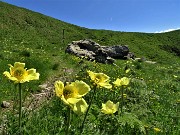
[1,101,10,108]
[145,61,156,64]
[39,84,48,89]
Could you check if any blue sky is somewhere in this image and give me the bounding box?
[2,0,180,33]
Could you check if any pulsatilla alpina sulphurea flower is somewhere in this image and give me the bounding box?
[54,80,90,114]
[87,70,112,89]
[113,77,130,87]
[101,100,119,114]
[153,127,161,132]
[3,62,40,83]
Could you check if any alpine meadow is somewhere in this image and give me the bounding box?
[0,1,180,135]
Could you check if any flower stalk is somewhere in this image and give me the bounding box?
[120,86,124,115]
[80,87,96,134]
[18,83,22,134]
[3,62,40,134]
[113,77,130,116]
[65,107,71,135]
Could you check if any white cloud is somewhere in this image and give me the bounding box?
[155,28,180,33]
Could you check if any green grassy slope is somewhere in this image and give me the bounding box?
[1,1,180,63]
[0,1,180,134]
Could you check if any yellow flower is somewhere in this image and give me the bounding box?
[113,77,130,87]
[54,80,90,114]
[87,70,112,89]
[125,68,130,73]
[3,62,39,83]
[101,100,119,114]
[123,94,127,98]
[153,127,161,132]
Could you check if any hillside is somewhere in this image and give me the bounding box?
[1,1,180,63]
[0,1,180,134]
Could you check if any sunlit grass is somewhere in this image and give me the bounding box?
[2,57,179,134]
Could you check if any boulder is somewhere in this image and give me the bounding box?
[65,39,134,64]
[101,45,129,59]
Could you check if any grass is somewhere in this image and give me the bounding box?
[0,1,180,134]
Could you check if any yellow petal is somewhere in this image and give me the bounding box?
[114,102,119,113]
[96,73,110,83]
[121,77,130,86]
[113,78,121,87]
[101,100,119,114]
[154,128,161,132]
[87,70,96,81]
[67,98,81,104]
[101,104,112,114]
[88,71,110,82]
[61,95,70,105]
[13,62,25,69]
[8,64,14,75]
[3,71,18,82]
[71,80,91,98]
[87,70,111,88]
[54,81,64,97]
[26,69,40,81]
[72,98,88,114]
[125,68,130,73]
[113,77,130,87]
[61,96,85,111]
[98,83,112,89]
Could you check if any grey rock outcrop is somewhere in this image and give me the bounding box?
[65,39,134,64]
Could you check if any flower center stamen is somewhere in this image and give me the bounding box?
[14,69,25,79]
[63,89,74,99]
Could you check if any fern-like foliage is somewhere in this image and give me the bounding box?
[118,112,146,134]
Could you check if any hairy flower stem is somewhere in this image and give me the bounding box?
[80,88,96,134]
[66,107,71,135]
[103,89,105,102]
[120,86,124,116]
[18,83,22,135]
[13,84,18,112]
